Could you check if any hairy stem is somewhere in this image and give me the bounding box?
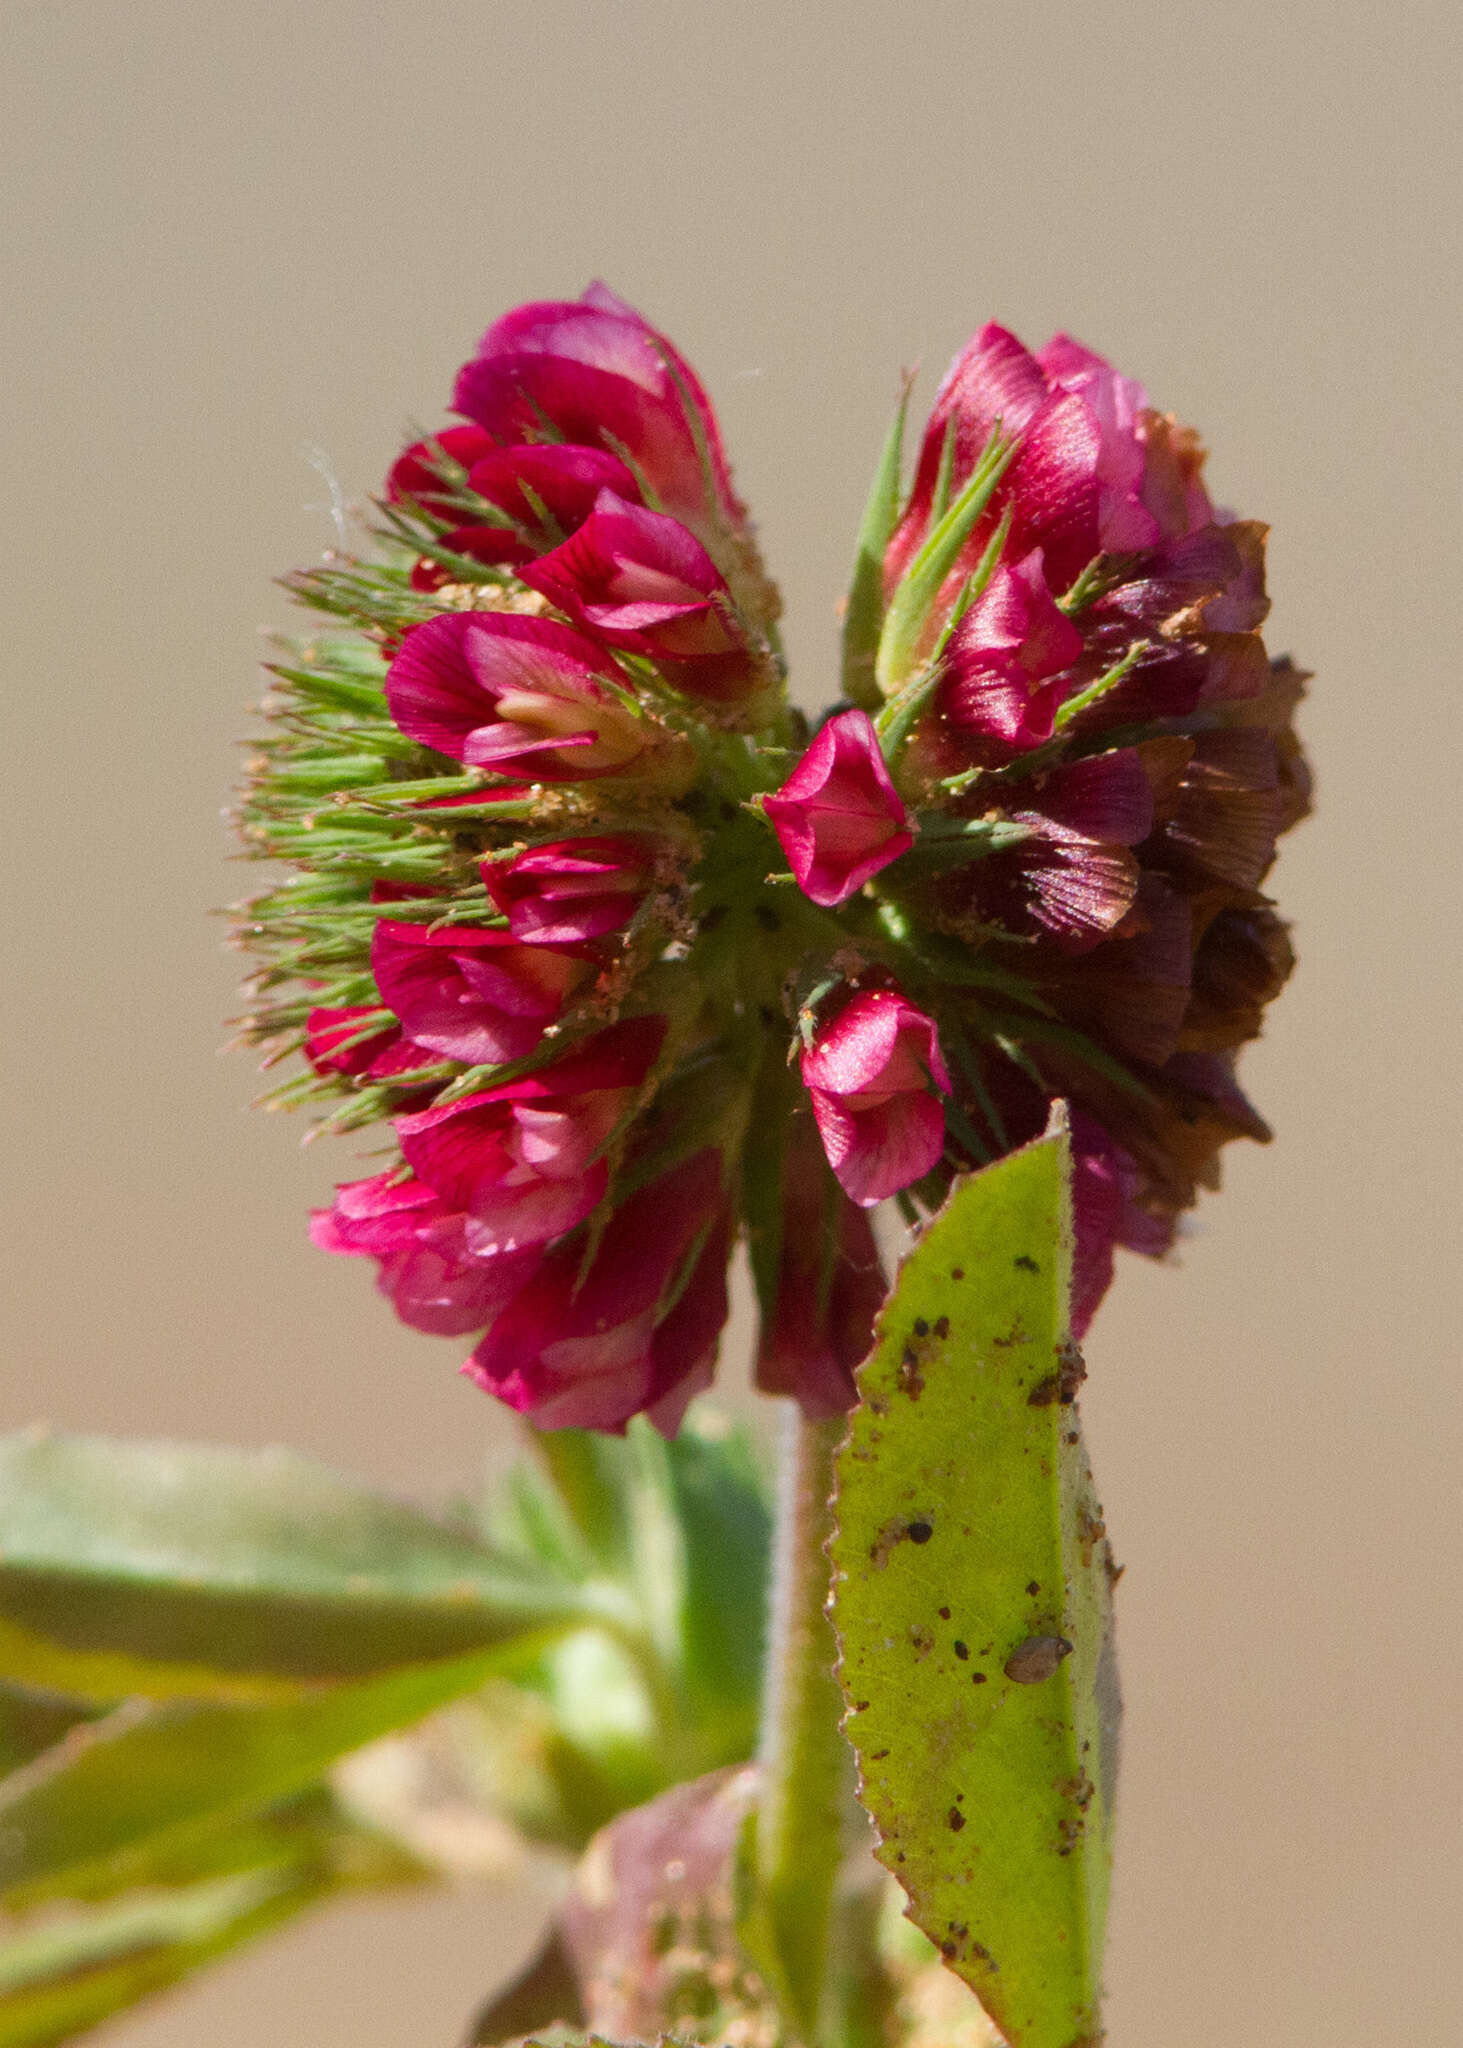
[755,1404,852,2041]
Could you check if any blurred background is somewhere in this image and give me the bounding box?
[2,2,1460,2042]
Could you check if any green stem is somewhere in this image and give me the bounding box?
[755,1405,852,2041]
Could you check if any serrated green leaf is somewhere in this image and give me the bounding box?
[0,1434,615,1701]
[828,1112,1119,2048]
[0,1649,504,1909]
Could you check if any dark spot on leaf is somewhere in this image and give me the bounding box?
[854,1700,870,1712]
[1027,1375,1061,1406]
[932,1314,950,1339]
[947,1807,966,1832]
[938,1606,951,1621]
[1014,1253,1039,1273]
[909,1624,935,1657]
[913,1317,929,1337]
[951,1267,964,1281]
[1004,1634,1074,1684]
[906,1520,933,1544]
[1026,1580,1041,1597]
[971,1671,987,1684]
[870,1748,889,1761]
[953,1639,969,1660]
[897,1344,925,1400]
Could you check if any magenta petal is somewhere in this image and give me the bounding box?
[371,922,588,1066]
[463,1150,727,1432]
[1030,749,1156,846]
[483,835,652,944]
[384,610,642,780]
[467,443,641,536]
[941,550,1083,762]
[385,425,496,516]
[305,1005,402,1077]
[522,492,739,664]
[812,1089,947,1207]
[1037,334,1158,555]
[764,710,912,907]
[456,286,740,538]
[800,988,950,1207]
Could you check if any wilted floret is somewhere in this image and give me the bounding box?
[235,289,1306,1428]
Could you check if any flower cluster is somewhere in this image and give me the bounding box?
[234,288,1306,1431]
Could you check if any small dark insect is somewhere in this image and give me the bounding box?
[1004,1634,1074,1684]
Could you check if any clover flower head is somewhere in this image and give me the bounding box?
[233,289,1306,1431]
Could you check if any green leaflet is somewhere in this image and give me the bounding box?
[0,1433,616,1700]
[828,1114,1119,2048]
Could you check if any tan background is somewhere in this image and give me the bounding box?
[3,2,1460,2041]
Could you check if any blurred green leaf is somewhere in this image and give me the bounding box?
[0,1793,419,2048]
[0,1434,621,1700]
[829,1113,1119,2048]
[0,1692,100,1781]
[0,1648,509,1908]
[646,1422,770,1763]
[488,1417,772,1834]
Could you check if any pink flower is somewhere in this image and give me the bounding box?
[452,283,743,542]
[763,710,913,907]
[937,548,1084,765]
[521,492,755,700]
[370,921,594,1066]
[755,1115,885,1416]
[385,424,496,519]
[384,611,685,784]
[800,989,951,1207]
[482,836,654,944]
[394,1015,664,1254]
[464,1149,729,1433]
[887,322,1166,601]
[310,1169,539,1336]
